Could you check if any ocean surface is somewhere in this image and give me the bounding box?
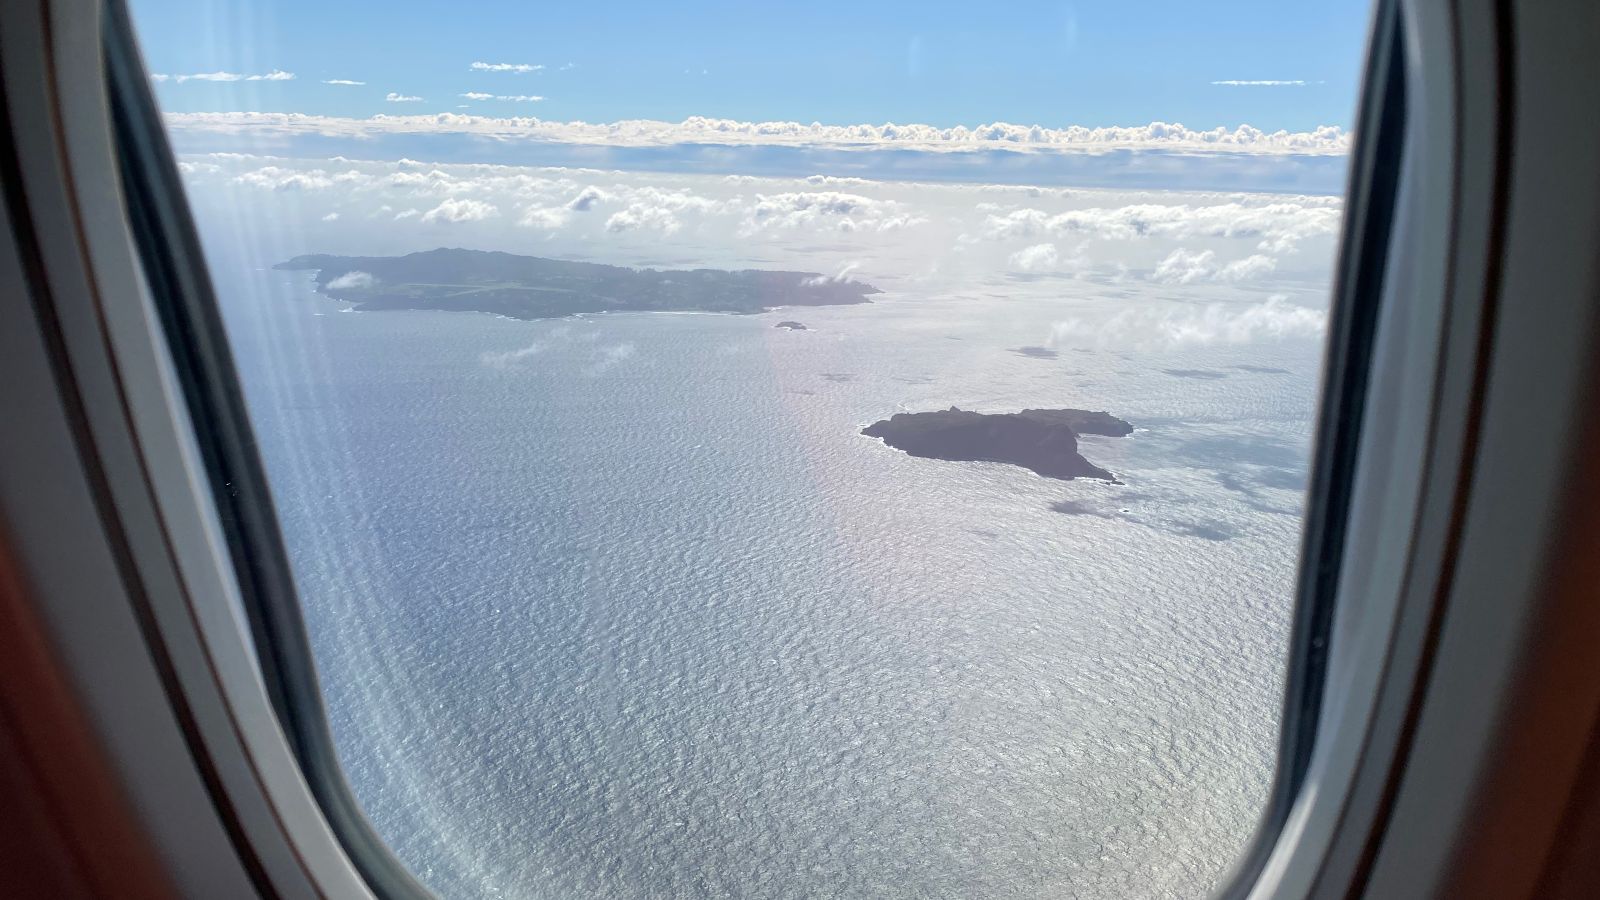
[194,161,1330,899]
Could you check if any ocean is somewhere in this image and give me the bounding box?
[195,159,1329,899]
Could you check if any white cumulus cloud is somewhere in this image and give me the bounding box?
[1009,243,1060,272]
[1218,254,1278,281]
[980,201,1340,254]
[386,92,424,103]
[471,62,543,73]
[327,270,374,290]
[567,186,608,211]
[742,191,920,234]
[1211,80,1310,86]
[162,112,1351,155]
[1052,295,1326,350]
[420,197,497,223]
[605,203,681,235]
[1152,248,1219,284]
[1152,248,1280,284]
[230,165,335,191]
[518,206,571,229]
[155,69,295,83]
[324,79,365,85]
[460,92,543,102]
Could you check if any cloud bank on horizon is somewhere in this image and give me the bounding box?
[162,113,1353,194]
[164,111,1350,155]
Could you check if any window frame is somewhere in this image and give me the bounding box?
[9,0,1590,896]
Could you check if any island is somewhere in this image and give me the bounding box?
[774,321,808,331]
[275,248,881,319]
[862,407,1132,482]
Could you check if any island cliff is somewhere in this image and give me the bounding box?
[862,407,1132,482]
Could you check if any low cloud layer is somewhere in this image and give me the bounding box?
[164,112,1349,155]
[1052,295,1327,351]
[163,115,1350,194]
[182,151,1340,356]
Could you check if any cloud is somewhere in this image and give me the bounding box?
[1008,240,1094,275]
[150,73,170,83]
[801,262,862,286]
[518,206,571,229]
[1218,254,1278,281]
[460,92,543,102]
[1051,295,1326,350]
[481,340,544,369]
[420,197,497,223]
[230,165,335,191]
[586,342,637,374]
[326,270,374,290]
[1211,80,1311,86]
[321,211,341,221]
[471,62,542,73]
[605,203,681,235]
[1151,248,1279,284]
[1152,248,1218,284]
[324,79,366,86]
[162,112,1351,155]
[385,92,424,103]
[178,155,1347,289]
[742,191,921,233]
[1009,243,1060,271]
[155,69,295,83]
[980,201,1340,254]
[567,186,608,211]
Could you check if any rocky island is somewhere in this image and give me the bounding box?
[862,407,1132,482]
[275,248,880,319]
[774,321,809,330]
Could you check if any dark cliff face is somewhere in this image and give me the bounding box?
[862,406,1131,482]
[1013,408,1134,438]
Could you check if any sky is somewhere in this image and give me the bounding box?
[130,0,1373,133]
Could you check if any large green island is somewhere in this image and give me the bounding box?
[275,248,881,319]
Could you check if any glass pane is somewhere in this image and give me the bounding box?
[126,2,1371,896]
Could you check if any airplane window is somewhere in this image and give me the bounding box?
[120,0,1374,896]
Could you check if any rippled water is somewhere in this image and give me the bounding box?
[217,244,1317,898]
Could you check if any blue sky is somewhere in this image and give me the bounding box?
[131,0,1372,131]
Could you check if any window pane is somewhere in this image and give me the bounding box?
[126,2,1370,895]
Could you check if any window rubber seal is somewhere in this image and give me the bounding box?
[1217,1,1408,896]
[101,2,435,897]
